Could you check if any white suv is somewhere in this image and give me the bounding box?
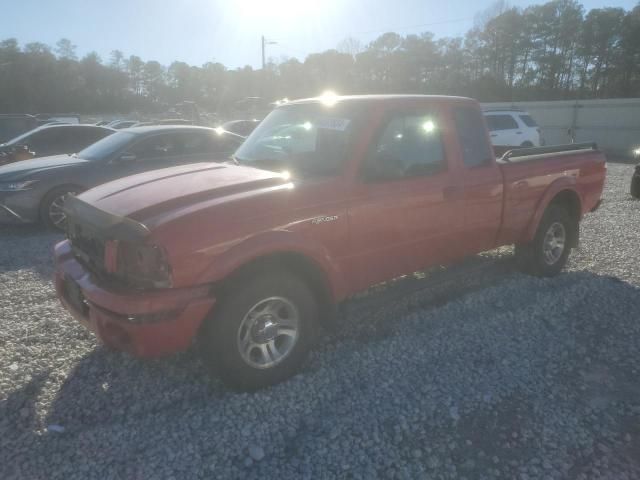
[484,109,542,147]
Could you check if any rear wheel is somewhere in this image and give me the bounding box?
[201,269,318,391]
[515,205,574,277]
[40,186,82,231]
[520,141,534,147]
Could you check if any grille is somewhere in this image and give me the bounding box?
[68,222,106,276]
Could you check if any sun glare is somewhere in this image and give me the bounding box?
[231,0,325,24]
[319,90,339,106]
[422,120,435,133]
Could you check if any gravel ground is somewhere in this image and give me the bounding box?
[1,162,639,480]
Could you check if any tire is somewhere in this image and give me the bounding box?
[514,205,574,277]
[201,269,318,391]
[631,173,640,199]
[40,186,82,231]
[520,141,534,147]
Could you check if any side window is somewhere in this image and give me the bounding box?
[129,134,178,161]
[27,129,66,152]
[485,114,519,131]
[73,127,112,147]
[208,133,241,153]
[366,113,445,180]
[173,131,235,156]
[176,132,214,155]
[519,114,537,127]
[454,107,494,168]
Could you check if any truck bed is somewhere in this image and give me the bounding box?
[496,143,606,245]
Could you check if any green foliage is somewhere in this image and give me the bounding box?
[1,0,639,115]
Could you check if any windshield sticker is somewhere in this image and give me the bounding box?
[314,117,351,131]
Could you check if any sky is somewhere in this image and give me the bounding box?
[3,0,638,69]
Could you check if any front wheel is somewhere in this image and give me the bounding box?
[514,205,574,277]
[201,270,318,391]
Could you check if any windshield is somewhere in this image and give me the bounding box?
[234,103,363,177]
[77,131,136,161]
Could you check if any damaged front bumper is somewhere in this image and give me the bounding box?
[54,240,216,357]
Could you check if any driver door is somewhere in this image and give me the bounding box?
[345,109,464,292]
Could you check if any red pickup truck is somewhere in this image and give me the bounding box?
[54,95,606,390]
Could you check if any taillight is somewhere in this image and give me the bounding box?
[110,241,172,289]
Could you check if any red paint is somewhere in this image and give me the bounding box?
[54,95,606,357]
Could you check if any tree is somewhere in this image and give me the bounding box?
[126,55,145,96]
[1,0,640,114]
[337,37,363,57]
[55,38,77,60]
[142,60,165,102]
[109,50,125,71]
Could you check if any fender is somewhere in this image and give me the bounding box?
[521,176,583,244]
[195,229,348,302]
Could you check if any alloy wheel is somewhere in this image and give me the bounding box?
[236,296,300,369]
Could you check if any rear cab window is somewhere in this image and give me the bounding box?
[454,107,494,167]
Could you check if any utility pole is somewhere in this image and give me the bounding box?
[261,35,277,70]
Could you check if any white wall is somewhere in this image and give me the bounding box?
[482,98,640,156]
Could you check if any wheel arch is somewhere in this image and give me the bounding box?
[523,183,582,247]
[39,183,87,222]
[214,250,338,328]
[40,183,86,205]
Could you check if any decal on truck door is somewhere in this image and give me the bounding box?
[311,215,339,225]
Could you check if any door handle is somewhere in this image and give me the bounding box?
[490,134,498,137]
[443,186,463,201]
[516,131,523,134]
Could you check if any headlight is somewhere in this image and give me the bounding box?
[0,180,38,191]
[106,240,172,289]
[633,147,640,158]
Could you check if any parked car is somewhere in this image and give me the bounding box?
[0,126,243,229]
[135,119,195,127]
[0,114,39,143]
[484,109,542,147]
[107,120,140,129]
[53,95,606,391]
[0,124,115,165]
[35,113,81,125]
[631,146,640,199]
[221,119,261,137]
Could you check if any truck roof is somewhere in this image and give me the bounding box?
[287,94,476,107]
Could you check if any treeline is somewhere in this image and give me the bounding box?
[1,0,639,115]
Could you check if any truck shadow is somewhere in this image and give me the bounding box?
[5,270,640,477]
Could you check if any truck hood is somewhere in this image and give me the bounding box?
[0,154,87,180]
[78,162,289,228]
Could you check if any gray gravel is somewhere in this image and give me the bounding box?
[1,162,639,480]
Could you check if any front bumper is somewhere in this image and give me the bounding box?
[54,240,216,357]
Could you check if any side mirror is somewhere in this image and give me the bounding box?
[117,152,137,163]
